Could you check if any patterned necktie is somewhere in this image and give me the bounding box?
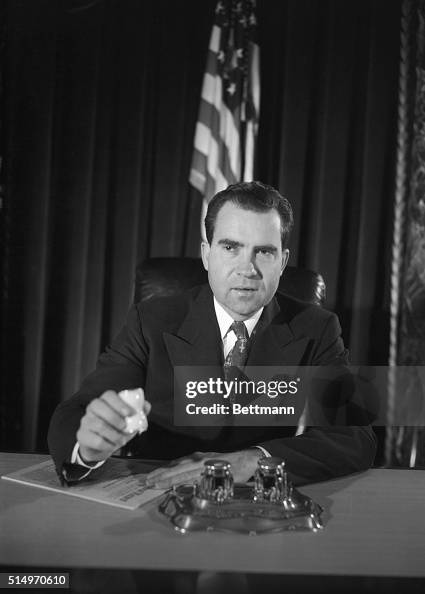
[224,321,250,380]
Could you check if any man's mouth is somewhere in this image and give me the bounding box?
[232,287,257,292]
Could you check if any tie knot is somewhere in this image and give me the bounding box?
[231,321,248,341]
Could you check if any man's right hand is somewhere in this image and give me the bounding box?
[77,390,151,463]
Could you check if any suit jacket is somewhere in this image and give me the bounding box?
[48,284,377,484]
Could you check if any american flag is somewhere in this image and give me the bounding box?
[189,0,260,235]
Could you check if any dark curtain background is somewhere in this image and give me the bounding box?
[1,0,401,452]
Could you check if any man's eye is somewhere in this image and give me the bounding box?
[257,249,273,257]
[223,244,235,251]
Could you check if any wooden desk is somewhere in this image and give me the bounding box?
[1,453,425,591]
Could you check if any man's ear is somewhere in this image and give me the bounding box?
[280,249,289,275]
[201,241,210,271]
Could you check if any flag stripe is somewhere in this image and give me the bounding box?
[243,120,255,181]
[209,24,221,53]
[195,99,240,180]
[193,124,237,188]
[250,43,260,115]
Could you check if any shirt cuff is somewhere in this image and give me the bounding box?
[253,445,271,458]
[71,442,106,478]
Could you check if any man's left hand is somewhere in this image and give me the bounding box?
[145,449,263,488]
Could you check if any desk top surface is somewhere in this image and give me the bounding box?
[1,453,425,577]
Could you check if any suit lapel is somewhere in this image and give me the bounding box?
[163,285,223,368]
[162,285,224,439]
[248,295,311,366]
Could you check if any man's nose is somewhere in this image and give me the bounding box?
[236,253,258,276]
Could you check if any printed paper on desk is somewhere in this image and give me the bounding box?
[1,458,164,510]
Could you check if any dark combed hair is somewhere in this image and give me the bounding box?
[205,181,294,249]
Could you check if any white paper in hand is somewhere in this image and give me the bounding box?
[119,388,148,435]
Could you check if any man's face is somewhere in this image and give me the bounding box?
[201,202,289,320]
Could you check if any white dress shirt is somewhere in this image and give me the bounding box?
[71,441,105,476]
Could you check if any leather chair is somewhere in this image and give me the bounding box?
[134,258,326,306]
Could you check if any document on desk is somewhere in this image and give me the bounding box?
[1,458,165,510]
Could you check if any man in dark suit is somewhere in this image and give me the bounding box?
[48,181,376,486]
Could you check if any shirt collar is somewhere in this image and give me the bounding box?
[213,297,263,339]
